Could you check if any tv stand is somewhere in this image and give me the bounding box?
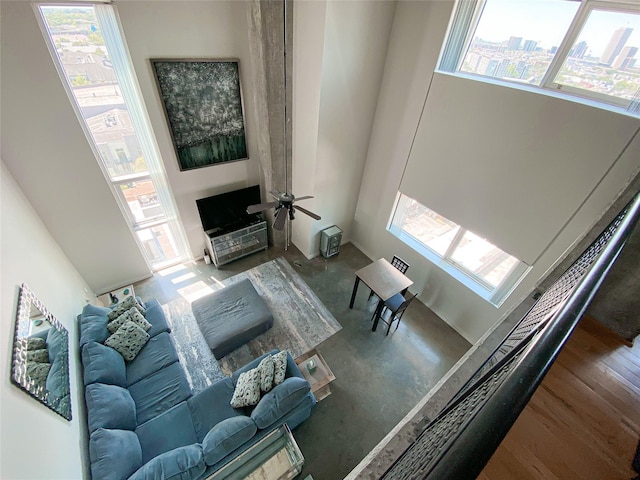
[204,219,267,267]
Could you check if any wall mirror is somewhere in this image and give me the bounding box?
[11,283,72,420]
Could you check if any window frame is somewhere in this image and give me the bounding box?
[440,0,640,114]
[35,2,191,271]
[387,193,531,307]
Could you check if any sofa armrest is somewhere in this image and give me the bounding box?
[250,377,311,429]
[285,352,304,380]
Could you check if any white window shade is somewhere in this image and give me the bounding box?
[399,72,638,265]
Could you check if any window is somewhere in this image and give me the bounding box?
[388,194,530,306]
[441,0,640,113]
[37,3,190,269]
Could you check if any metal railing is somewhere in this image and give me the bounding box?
[381,191,640,480]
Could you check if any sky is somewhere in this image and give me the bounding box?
[474,0,640,57]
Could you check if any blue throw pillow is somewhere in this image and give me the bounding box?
[202,416,257,466]
[85,383,137,434]
[89,428,142,480]
[82,342,126,387]
[46,354,70,399]
[80,304,111,347]
[46,326,67,363]
[250,377,310,429]
[128,445,205,480]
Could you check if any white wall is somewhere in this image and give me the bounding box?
[353,0,640,343]
[292,0,396,258]
[117,0,261,258]
[1,160,92,480]
[1,1,151,294]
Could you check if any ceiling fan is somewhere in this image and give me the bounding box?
[248,190,321,231]
[246,0,321,231]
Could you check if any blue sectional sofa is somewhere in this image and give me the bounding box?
[78,299,316,480]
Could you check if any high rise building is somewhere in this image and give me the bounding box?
[523,40,538,52]
[600,27,633,66]
[508,36,522,50]
[612,46,638,70]
[569,41,588,59]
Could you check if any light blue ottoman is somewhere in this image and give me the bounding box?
[192,279,273,359]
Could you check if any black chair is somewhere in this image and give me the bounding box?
[372,291,418,335]
[369,255,410,300]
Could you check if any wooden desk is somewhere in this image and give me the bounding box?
[349,258,413,332]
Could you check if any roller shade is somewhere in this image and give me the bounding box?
[399,73,637,265]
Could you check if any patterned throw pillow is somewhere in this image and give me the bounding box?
[230,368,262,408]
[107,307,151,334]
[27,337,46,351]
[257,356,275,393]
[27,361,51,387]
[27,348,50,363]
[272,351,288,386]
[104,320,150,361]
[107,296,146,321]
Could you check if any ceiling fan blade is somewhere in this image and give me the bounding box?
[295,205,322,221]
[293,195,313,202]
[269,190,282,201]
[273,207,288,230]
[247,201,279,214]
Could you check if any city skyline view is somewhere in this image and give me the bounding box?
[462,1,640,104]
[474,0,640,56]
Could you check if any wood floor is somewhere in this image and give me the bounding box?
[479,315,640,480]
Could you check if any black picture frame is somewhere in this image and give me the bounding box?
[151,59,248,171]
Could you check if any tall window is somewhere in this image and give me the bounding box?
[37,3,190,269]
[388,194,530,306]
[442,0,640,113]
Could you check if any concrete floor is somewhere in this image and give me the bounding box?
[134,242,471,480]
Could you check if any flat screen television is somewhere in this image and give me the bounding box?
[196,185,262,233]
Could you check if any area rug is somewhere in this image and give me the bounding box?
[163,257,342,393]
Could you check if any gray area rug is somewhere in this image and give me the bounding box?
[163,257,342,393]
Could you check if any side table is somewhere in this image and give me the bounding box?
[295,349,336,401]
[97,284,135,307]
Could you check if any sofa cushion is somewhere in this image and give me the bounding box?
[202,416,257,466]
[187,378,242,442]
[46,353,70,399]
[85,383,137,434]
[128,362,192,425]
[250,377,311,429]
[89,428,142,480]
[135,402,198,463]
[80,303,111,347]
[230,368,261,408]
[128,445,205,480]
[107,307,151,334]
[82,341,127,387]
[107,295,146,321]
[144,298,172,337]
[126,332,179,386]
[104,320,150,361]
